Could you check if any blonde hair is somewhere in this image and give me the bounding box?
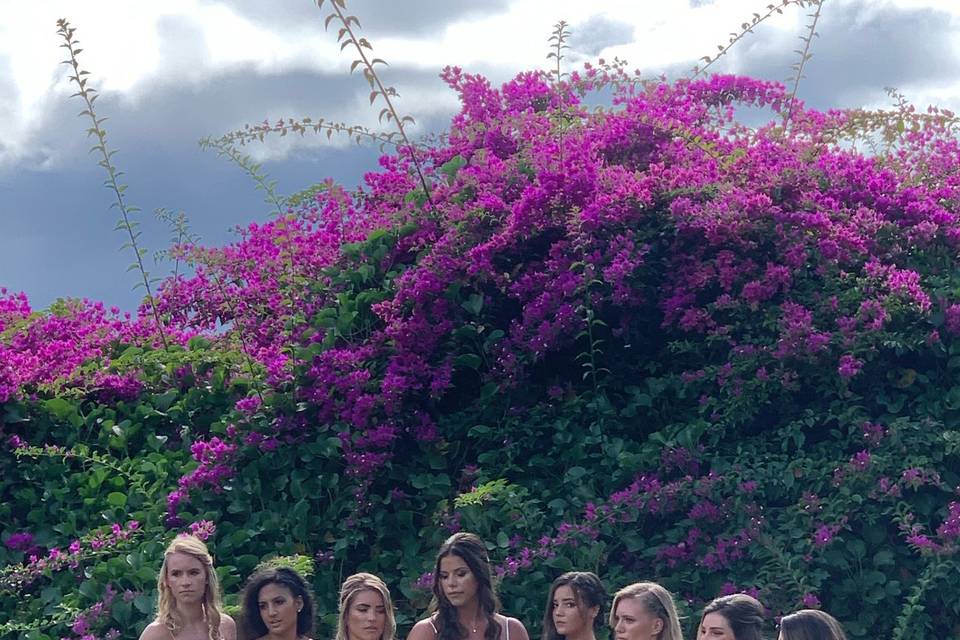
[609,582,684,640]
[336,573,397,640]
[155,534,224,640]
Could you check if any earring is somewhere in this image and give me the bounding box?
[298,607,303,613]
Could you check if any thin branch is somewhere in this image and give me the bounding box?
[56,18,169,349]
[691,0,816,79]
[782,0,824,133]
[215,116,408,152]
[198,137,286,216]
[318,0,436,211]
[547,20,571,83]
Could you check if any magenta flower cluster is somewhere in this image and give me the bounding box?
[0,521,140,590]
[0,61,953,490]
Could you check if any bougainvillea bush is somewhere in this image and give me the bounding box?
[4,60,960,640]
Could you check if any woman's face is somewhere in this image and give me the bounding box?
[438,554,479,608]
[698,612,736,640]
[552,585,595,639]
[165,552,207,607]
[258,582,302,638]
[347,589,387,640]
[612,597,663,640]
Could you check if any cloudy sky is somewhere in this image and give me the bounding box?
[2,0,960,311]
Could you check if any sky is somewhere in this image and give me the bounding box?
[2,0,960,312]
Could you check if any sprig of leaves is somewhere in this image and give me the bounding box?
[547,20,571,83]
[692,0,818,79]
[317,0,435,211]
[197,137,286,216]
[56,18,169,349]
[782,0,824,133]
[213,116,409,152]
[153,208,200,279]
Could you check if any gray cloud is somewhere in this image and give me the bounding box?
[21,62,453,176]
[568,15,635,57]
[733,3,960,109]
[207,0,511,37]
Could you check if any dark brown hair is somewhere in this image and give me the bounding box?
[700,594,764,640]
[779,609,847,640]
[429,533,501,640]
[541,571,607,640]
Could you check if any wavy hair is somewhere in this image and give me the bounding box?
[155,534,224,640]
[609,582,683,640]
[779,609,847,640]
[428,532,501,640]
[241,566,315,639]
[699,594,764,640]
[336,573,397,640]
[542,571,607,640]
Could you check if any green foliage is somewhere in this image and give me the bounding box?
[253,554,316,578]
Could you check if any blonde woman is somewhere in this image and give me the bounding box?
[336,573,396,640]
[139,534,237,640]
[609,582,683,640]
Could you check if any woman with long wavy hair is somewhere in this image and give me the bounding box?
[240,566,315,640]
[336,573,396,640]
[407,532,530,640]
[139,534,237,640]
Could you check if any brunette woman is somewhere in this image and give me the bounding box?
[777,610,846,640]
[407,532,530,640]
[542,572,606,640]
[337,573,397,640]
[240,566,315,640]
[139,534,237,640]
[697,594,764,640]
[609,582,684,640]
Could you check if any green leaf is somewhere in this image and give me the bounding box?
[440,154,467,183]
[462,293,484,316]
[107,492,128,507]
[134,593,154,614]
[455,353,482,370]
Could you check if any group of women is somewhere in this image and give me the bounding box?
[139,532,847,640]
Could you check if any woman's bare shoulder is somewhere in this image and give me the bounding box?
[219,613,237,640]
[499,615,529,640]
[138,622,170,640]
[407,617,439,640]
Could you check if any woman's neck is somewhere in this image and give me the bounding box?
[456,600,484,632]
[267,630,299,640]
[564,629,596,640]
[177,601,206,626]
